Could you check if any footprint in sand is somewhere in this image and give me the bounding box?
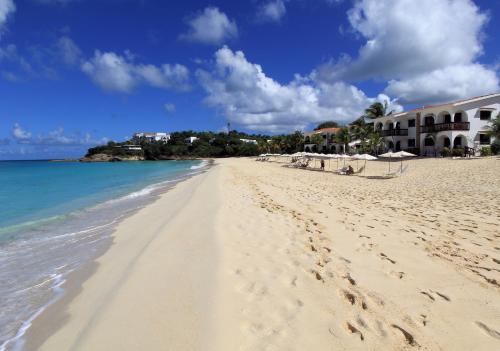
[391,324,418,347]
[475,321,500,340]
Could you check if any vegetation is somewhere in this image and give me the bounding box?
[86,130,305,160]
[363,101,389,119]
[452,148,465,157]
[487,113,500,139]
[480,147,492,157]
[440,147,451,157]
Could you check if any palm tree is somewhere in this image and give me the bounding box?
[310,134,324,153]
[487,113,500,139]
[350,122,372,153]
[367,132,383,155]
[334,127,352,153]
[363,100,396,120]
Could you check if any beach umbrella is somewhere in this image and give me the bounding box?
[338,154,351,167]
[379,151,396,172]
[393,151,417,172]
[380,151,416,172]
[353,154,377,173]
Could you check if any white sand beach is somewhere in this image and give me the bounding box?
[28,157,500,351]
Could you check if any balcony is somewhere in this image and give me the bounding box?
[421,122,470,133]
[379,129,408,137]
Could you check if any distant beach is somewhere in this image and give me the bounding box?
[17,156,500,351]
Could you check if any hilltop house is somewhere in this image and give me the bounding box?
[134,132,171,143]
[372,93,499,156]
[239,138,258,144]
[185,136,199,144]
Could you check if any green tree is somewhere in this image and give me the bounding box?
[487,113,500,139]
[363,101,388,119]
[334,127,352,153]
[367,132,384,155]
[310,134,324,152]
[350,122,372,153]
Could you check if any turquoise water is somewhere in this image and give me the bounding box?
[0,160,201,233]
[0,160,206,351]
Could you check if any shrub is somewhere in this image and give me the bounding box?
[440,147,451,157]
[491,141,500,155]
[480,147,492,156]
[452,148,464,157]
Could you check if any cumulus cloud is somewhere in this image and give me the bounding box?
[180,7,238,45]
[385,64,499,105]
[164,103,176,113]
[197,46,401,132]
[12,124,106,146]
[316,0,499,104]
[12,123,32,143]
[257,0,286,23]
[0,0,15,34]
[81,50,190,93]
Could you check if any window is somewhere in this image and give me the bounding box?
[479,134,491,145]
[424,137,434,147]
[454,113,463,122]
[408,139,416,147]
[480,110,492,120]
[408,119,415,127]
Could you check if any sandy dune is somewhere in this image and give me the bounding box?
[32,157,500,351]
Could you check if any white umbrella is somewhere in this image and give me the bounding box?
[380,151,416,172]
[353,154,378,173]
[379,151,397,172]
[394,151,416,172]
[338,154,351,167]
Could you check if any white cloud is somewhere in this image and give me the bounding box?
[12,124,107,146]
[316,0,499,104]
[386,64,499,105]
[81,50,190,93]
[57,36,81,66]
[257,0,286,23]
[0,0,15,34]
[180,7,238,45]
[197,46,401,132]
[164,103,176,113]
[12,123,32,142]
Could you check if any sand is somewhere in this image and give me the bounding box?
[30,157,500,350]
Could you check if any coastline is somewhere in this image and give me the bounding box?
[20,157,500,350]
[6,160,213,351]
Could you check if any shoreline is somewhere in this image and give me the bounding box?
[6,160,212,351]
[22,161,218,350]
[16,157,500,350]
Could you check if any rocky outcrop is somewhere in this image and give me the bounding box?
[80,154,145,162]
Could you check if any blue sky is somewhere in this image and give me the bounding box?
[1,0,499,159]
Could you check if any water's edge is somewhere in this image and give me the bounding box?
[2,160,213,351]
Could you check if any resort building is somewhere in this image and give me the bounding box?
[304,127,360,153]
[373,93,499,156]
[304,127,340,153]
[134,132,171,143]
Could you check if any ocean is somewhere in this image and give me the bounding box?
[0,159,207,351]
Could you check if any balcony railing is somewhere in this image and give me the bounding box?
[379,129,409,137]
[421,122,470,133]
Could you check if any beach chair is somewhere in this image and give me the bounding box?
[353,165,365,174]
